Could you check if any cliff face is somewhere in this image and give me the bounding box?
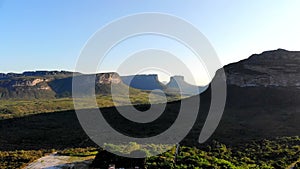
[167,76,185,88]
[96,73,122,85]
[121,74,207,96]
[121,74,164,90]
[193,49,300,144]
[12,78,49,88]
[48,72,124,98]
[0,72,124,99]
[166,76,207,95]
[224,49,300,87]
[2,49,298,99]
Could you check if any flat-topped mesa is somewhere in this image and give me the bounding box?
[167,75,185,88]
[166,75,207,95]
[121,74,164,90]
[96,72,122,85]
[223,49,300,87]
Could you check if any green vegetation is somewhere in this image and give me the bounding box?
[1,106,300,169]
[57,147,98,157]
[145,136,300,169]
[103,142,173,157]
[92,137,300,168]
[0,82,299,168]
[0,149,52,169]
[0,148,99,169]
[0,92,181,119]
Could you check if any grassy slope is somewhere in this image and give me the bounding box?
[0,92,181,168]
[1,85,300,168]
[0,91,181,119]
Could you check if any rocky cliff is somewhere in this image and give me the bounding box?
[166,76,207,95]
[1,71,204,99]
[224,49,300,87]
[89,49,300,150]
[0,72,124,99]
[186,49,300,145]
[96,72,122,85]
[121,74,165,90]
[121,74,206,95]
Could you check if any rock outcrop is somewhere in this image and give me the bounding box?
[12,78,46,87]
[224,49,300,87]
[96,72,121,85]
[187,49,300,145]
[166,76,208,95]
[0,72,124,99]
[121,74,206,95]
[121,74,165,90]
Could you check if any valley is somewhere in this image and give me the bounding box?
[0,49,299,168]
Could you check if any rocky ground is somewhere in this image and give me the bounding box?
[24,153,95,169]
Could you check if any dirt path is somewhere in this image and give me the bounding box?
[24,152,95,169]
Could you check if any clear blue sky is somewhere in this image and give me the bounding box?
[0,0,299,84]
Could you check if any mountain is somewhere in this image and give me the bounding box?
[186,49,300,144]
[0,72,130,99]
[121,74,165,91]
[1,49,299,168]
[166,75,208,95]
[91,49,300,168]
[86,49,300,146]
[0,71,204,99]
[121,74,206,96]
[49,72,125,97]
[225,48,300,87]
[0,70,77,79]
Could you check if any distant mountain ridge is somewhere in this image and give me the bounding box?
[0,71,204,99]
[165,75,208,95]
[0,72,125,99]
[121,74,207,96]
[1,48,298,100]
[121,74,165,90]
[74,48,300,149]
[0,70,78,79]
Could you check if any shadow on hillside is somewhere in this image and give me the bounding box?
[0,110,96,151]
[1,85,300,151]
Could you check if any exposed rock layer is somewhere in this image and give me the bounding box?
[224,49,300,87]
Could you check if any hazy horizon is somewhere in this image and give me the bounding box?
[0,48,298,85]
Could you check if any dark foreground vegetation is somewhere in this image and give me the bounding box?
[0,150,51,169]
[91,136,300,169]
[146,136,300,169]
[1,136,300,169]
[0,84,299,168]
[0,99,299,169]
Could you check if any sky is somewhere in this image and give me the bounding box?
[0,0,300,85]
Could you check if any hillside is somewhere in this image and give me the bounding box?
[186,49,300,144]
[0,72,138,99]
[90,49,300,167]
[0,71,200,100]
[1,49,300,168]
